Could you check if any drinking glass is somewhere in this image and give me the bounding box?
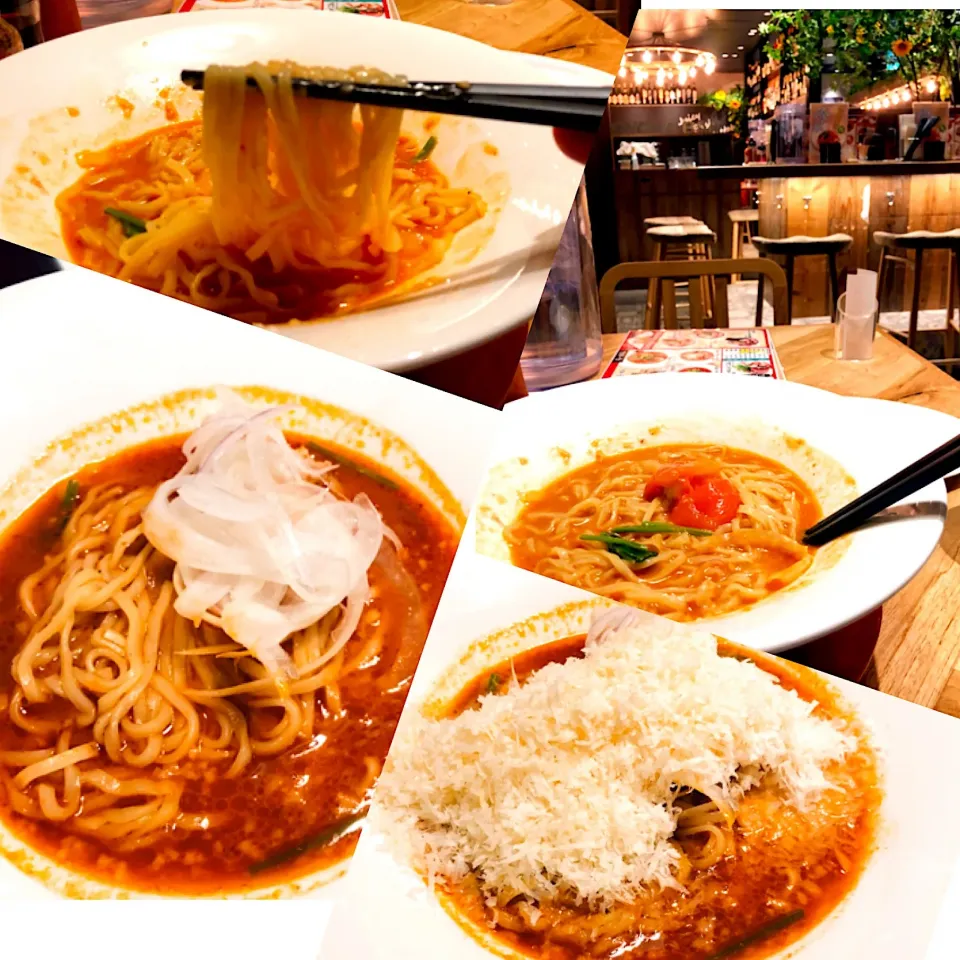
[520,177,603,390]
[834,292,878,361]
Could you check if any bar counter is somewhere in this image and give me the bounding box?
[617,162,960,319]
[698,160,960,179]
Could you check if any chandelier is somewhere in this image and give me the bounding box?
[620,37,717,89]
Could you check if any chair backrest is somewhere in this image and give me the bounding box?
[598,257,789,333]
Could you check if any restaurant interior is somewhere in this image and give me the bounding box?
[521,7,960,390]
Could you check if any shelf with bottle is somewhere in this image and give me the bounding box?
[610,86,699,107]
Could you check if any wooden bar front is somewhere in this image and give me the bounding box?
[756,170,960,318]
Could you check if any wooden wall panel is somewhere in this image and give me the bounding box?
[758,173,960,318]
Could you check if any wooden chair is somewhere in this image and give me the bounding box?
[752,234,853,325]
[599,258,790,334]
[874,229,960,350]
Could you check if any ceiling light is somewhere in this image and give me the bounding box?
[638,69,647,83]
[722,53,729,58]
[656,68,665,87]
[705,60,716,75]
[882,96,891,108]
[891,92,900,104]
[689,66,697,78]
[738,45,745,50]
[748,29,757,36]
[671,51,682,65]
[618,66,626,77]
[903,89,912,101]
[678,68,688,84]
[926,77,938,93]
[642,50,653,64]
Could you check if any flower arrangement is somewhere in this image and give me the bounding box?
[699,85,745,139]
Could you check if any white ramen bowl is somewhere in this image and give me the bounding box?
[0,268,500,899]
[0,9,608,372]
[323,550,960,960]
[472,373,949,653]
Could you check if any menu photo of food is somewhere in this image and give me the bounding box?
[602,328,785,379]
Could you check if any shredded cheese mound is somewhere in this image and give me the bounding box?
[374,612,855,910]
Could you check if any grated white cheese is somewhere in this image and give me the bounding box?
[373,609,855,910]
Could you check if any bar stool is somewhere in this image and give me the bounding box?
[752,234,853,325]
[728,209,759,282]
[643,216,702,227]
[644,222,717,328]
[874,229,960,350]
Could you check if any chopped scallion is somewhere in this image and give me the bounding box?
[248,810,367,875]
[412,135,438,163]
[579,533,658,565]
[104,207,147,237]
[704,909,805,960]
[53,479,81,536]
[306,442,398,491]
[610,522,712,538]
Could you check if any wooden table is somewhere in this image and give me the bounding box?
[395,0,624,75]
[598,326,960,718]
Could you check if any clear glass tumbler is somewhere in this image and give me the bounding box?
[834,292,878,361]
[520,177,603,390]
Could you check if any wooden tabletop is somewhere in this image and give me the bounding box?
[394,0,624,75]
[598,326,960,718]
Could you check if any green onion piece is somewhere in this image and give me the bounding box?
[306,442,398,491]
[485,673,503,695]
[53,479,81,536]
[579,533,658,565]
[610,522,712,538]
[104,207,147,237]
[412,135,438,163]
[704,909,805,960]
[248,810,367,875]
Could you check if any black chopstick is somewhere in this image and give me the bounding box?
[180,70,609,132]
[802,432,960,547]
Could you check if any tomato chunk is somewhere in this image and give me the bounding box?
[643,459,722,501]
[644,461,741,531]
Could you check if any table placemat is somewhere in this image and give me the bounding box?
[601,327,785,379]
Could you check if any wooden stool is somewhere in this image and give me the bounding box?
[752,234,853,325]
[874,229,960,350]
[728,209,759,282]
[643,216,702,227]
[645,223,718,328]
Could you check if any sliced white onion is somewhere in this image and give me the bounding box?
[143,390,385,678]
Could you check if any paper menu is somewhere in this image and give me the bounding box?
[602,328,785,379]
[173,0,397,16]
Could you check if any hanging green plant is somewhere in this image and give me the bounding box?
[760,10,960,100]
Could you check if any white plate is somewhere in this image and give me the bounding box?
[322,549,960,960]
[0,10,609,372]
[0,267,501,898]
[472,373,948,653]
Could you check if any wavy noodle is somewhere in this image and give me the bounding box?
[505,444,822,621]
[0,476,394,855]
[56,61,487,323]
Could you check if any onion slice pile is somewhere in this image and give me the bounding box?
[143,391,386,679]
